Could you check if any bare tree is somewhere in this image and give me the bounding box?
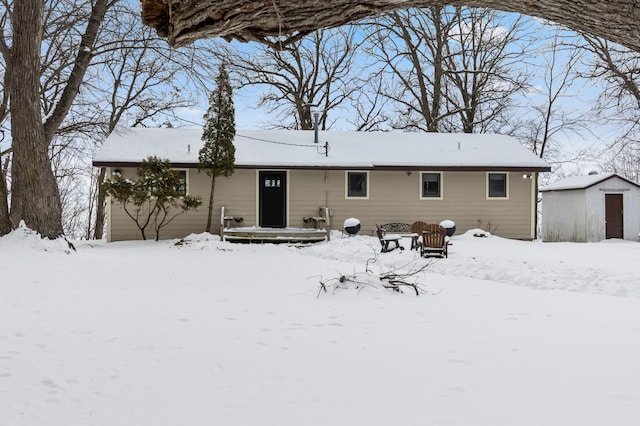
[598,144,640,182]
[578,35,640,181]
[442,7,532,133]
[581,37,640,114]
[35,0,210,239]
[0,0,112,238]
[364,7,455,132]
[365,7,532,133]
[72,1,206,138]
[228,27,363,130]
[517,30,587,161]
[138,0,640,55]
[348,71,392,131]
[0,64,9,234]
[0,148,9,235]
[505,29,591,238]
[78,1,207,239]
[0,0,220,239]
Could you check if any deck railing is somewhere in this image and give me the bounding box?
[219,205,331,243]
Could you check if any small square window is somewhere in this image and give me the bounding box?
[347,172,368,198]
[421,173,441,198]
[488,173,507,198]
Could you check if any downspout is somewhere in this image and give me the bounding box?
[325,170,330,241]
[533,172,539,240]
[106,167,112,242]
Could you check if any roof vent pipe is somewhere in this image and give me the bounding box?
[458,141,461,150]
[313,112,320,144]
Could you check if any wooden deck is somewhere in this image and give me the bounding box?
[222,227,328,244]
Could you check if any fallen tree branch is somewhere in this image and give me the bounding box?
[316,256,437,297]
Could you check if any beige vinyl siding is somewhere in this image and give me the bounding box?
[107,168,257,241]
[288,170,331,228]
[284,169,532,239]
[435,172,532,238]
[107,168,536,241]
[315,170,534,239]
[189,168,257,230]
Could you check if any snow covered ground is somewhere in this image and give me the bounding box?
[1,227,640,425]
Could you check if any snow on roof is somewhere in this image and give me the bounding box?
[539,173,634,192]
[93,127,550,170]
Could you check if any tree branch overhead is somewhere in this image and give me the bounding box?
[141,0,640,53]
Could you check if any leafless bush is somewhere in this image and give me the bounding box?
[316,255,440,297]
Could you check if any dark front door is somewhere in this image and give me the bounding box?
[259,171,286,228]
[605,193,623,239]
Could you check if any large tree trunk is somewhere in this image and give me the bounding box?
[0,158,10,236]
[8,0,64,239]
[0,73,10,236]
[141,0,640,53]
[205,175,216,234]
[7,0,109,239]
[43,0,109,144]
[93,167,107,240]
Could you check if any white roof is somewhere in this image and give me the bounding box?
[93,127,550,170]
[540,173,627,191]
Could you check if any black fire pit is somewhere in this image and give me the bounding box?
[440,220,456,237]
[343,217,361,236]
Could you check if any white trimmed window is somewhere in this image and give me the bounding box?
[487,172,508,199]
[346,171,369,199]
[175,169,188,195]
[420,172,443,199]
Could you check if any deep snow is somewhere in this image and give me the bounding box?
[1,227,639,425]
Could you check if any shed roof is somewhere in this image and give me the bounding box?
[93,127,551,171]
[540,173,640,192]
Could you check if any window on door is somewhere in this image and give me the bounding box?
[264,177,281,187]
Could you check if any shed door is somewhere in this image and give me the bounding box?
[259,171,286,228]
[605,194,623,239]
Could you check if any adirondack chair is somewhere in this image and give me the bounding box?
[410,221,429,250]
[420,224,448,258]
[375,224,404,253]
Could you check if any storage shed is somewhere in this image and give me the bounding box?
[540,173,640,242]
